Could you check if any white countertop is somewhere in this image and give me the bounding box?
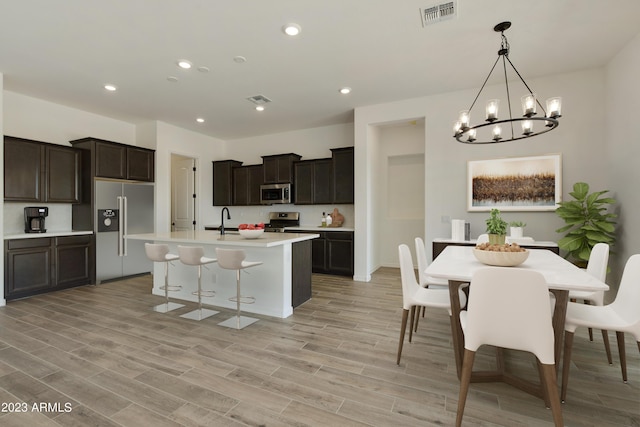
[4,230,94,240]
[288,225,354,232]
[204,224,354,232]
[126,230,319,247]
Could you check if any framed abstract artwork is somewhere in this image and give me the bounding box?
[467,154,561,211]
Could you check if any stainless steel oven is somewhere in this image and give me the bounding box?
[260,183,291,205]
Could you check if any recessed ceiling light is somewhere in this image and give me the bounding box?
[196,117,205,123]
[233,56,247,63]
[104,84,117,91]
[255,106,265,112]
[177,60,192,69]
[197,66,210,73]
[282,23,301,36]
[339,87,352,95]
[167,76,179,82]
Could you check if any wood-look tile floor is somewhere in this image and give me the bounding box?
[0,268,638,426]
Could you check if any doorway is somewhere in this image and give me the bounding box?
[171,154,196,231]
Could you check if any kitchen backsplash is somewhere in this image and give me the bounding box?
[3,203,73,234]
[208,204,355,228]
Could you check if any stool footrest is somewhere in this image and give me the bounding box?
[160,284,182,292]
[192,290,216,297]
[229,296,256,304]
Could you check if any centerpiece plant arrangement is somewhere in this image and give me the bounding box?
[555,182,617,267]
[485,208,508,245]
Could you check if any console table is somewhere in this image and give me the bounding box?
[432,237,559,260]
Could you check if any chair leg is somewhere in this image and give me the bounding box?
[561,331,575,403]
[602,329,613,365]
[413,307,420,333]
[540,363,564,427]
[616,331,627,383]
[409,306,416,343]
[456,349,476,427]
[397,309,409,365]
[583,301,594,341]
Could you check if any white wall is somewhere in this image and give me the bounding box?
[605,32,640,287]
[152,121,225,232]
[3,91,135,145]
[355,68,610,280]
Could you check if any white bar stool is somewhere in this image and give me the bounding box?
[177,245,219,321]
[145,243,185,313]
[215,248,262,329]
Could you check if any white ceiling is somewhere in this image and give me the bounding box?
[1,0,639,140]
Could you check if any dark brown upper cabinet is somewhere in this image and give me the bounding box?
[293,158,333,205]
[4,136,81,203]
[70,137,155,182]
[212,160,242,206]
[233,164,263,206]
[331,147,354,204]
[262,153,301,184]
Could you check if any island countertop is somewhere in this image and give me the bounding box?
[126,230,319,246]
[126,229,318,319]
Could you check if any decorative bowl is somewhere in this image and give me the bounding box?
[473,248,529,267]
[238,228,264,239]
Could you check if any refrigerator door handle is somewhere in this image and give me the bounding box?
[117,195,124,256]
[123,196,128,256]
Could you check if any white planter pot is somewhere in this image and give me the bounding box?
[510,227,524,238]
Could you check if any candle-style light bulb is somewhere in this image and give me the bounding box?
[486,99,499,122]
[467,128,477,142]
[521,94,537,117]
[459,110,470,130]
[546,97,562,118]
[522,120,533,135]
[492,125,502,141]
[453,121,462,135]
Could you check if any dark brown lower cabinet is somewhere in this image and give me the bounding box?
[55,235,93,288]
[5,234,93,301]
[5,238,54,299]
[308,230,354,276]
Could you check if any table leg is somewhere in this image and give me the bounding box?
[449,280,466,379]
[550,289,569,371]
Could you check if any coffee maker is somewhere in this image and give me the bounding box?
[24,206,48,233]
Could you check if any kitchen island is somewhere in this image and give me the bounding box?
[126,230,318,318]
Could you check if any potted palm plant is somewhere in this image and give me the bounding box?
[485,208,508,244]
[555,182,617,267]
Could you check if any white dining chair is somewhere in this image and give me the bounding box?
[561,254,640,402]
[567,243,612,361]
[413,237,450,331]
[396,244,458,365]
[456,267,563,427]
[476,234,489,244]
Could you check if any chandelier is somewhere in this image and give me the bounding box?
[453,22,562,144]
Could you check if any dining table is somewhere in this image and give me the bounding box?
[424,245,609,399]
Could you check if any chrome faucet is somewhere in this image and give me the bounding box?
[220,207,231,235]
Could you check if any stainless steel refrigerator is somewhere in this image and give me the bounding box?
[95,179,154,283]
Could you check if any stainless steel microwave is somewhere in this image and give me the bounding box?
[260,183,291,205]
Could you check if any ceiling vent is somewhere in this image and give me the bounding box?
[246,94,272,105]
[420,1,457,27]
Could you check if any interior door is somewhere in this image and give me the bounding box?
[172,155,196,231]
